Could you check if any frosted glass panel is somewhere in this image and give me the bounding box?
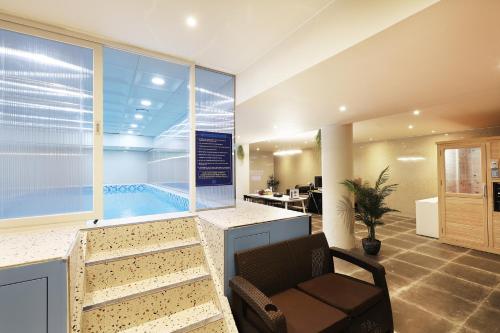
[444,147,482,194]
[0,29,94,220]
[195,67,235,209]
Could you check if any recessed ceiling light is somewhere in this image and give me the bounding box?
[130,124,138,128]
[186,16,197,28]
[273,125,278,129]
[151,77,165,86]
[127,130,133,134]
[256,147,260,151]
[431,130,436,133]
[134,114,143,120]
[408,124,414,129]
[140,99,151,107]
[413,110,420,116]
[339,105,347,112]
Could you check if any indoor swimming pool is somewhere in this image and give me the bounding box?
[103,184,189,219]
[0,184,189,220]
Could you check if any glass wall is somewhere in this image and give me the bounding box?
[0,28,94,220]
[103,47,190,219]
[195,67,235,209]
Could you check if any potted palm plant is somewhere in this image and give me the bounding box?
[267,175,280,192]
[340,166,399,255]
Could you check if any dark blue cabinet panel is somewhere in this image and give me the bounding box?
[0,260,67,333]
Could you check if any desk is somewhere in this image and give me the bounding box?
[244,193,307,213]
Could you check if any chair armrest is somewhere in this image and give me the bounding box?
[229,276,287,333]
[330,247,388,290]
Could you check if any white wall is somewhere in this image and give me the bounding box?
[274,148,321,192]
[235,144,250,200]
[104,150,148,184]
[249,150,274,193]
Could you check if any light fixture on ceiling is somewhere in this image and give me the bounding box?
[397,156,426,162]
[408,124,414,129]
[140,99,151,107]
[339,105,347,112]
[273,125,278,129]
[151,77,165,86]
[273,149,303,156]
[256,147,260,151]
[413,110,420,116]
[444,133,449,136]
[186,16,198,28]
[127,130,134,134]
[431,130,436,133]
[130,124,138,128]
[134,114,143,120]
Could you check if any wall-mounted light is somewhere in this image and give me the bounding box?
[273,149,303,156]
[397,156,426,162]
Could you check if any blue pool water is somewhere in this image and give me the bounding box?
[103,184,188,219]
[0,184,188,220]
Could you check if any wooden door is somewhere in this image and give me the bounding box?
[439,144,488,248]
[489,140,500,251]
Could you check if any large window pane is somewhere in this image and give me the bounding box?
[195,67,235,209]
[0,29,94,220]
[103,47,189,219]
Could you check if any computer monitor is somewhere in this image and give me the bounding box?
[314,176,322,188]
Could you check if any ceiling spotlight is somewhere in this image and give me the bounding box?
[134,114,143,120]
[431,130,436,133]
[274,149,303,156]
[413,110,420,116]
[140,99,151,107]
[186,16,198,28]
[151,77,165,86]
[339,105,347,112]
[408,124,414,129]
[127,130,133,134]
[256,147,260,151]
[130,124,138,128]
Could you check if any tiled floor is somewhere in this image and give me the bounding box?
[311,214,500,333]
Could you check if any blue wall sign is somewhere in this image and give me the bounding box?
[196,131,233,187]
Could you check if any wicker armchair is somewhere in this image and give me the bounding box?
[230,233,393,333]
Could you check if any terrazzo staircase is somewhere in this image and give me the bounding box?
[81,217,235,333]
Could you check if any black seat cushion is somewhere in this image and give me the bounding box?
[270,288,349,333]
[297,273,383,317]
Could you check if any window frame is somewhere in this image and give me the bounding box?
[0,20,103,229]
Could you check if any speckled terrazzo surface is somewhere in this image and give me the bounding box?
[0,223,81,269]
[198,200,307,230]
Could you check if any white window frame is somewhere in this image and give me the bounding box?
[0,20,103,229]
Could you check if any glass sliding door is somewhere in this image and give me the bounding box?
[195,67,235,209]
[0,25,101,224]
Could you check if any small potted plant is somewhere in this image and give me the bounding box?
[267,175,280,193]
[340,166,399,255]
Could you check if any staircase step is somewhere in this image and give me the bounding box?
[117,302,223,333]
[83,266,210,311]
[85,238,200,266]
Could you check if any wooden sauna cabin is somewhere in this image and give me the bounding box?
[437,136,500,254]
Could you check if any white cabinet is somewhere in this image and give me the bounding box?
[416,197,439,238]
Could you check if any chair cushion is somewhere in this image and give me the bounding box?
[297,273,383,317]
[270,288,348,333]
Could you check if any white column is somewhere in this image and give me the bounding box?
[321,123,355,249]
[235,144,250,201]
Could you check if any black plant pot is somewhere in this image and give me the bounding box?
[362,238,381,255]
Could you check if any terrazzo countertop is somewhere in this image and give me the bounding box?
[198,200,307,230]
[0,223,81,269]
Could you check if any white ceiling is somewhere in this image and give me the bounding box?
[103,47,189,136]
[0,0,333,74]
[236,0,500,144]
